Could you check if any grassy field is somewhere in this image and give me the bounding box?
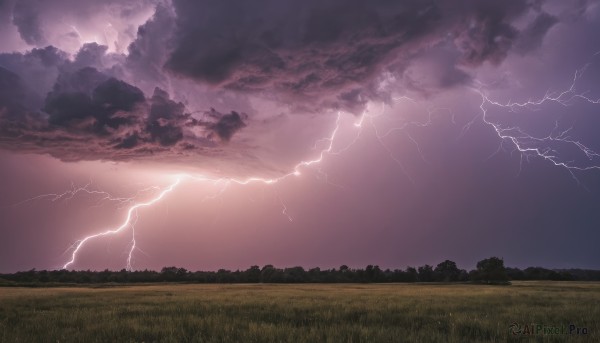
[0,282,598,342]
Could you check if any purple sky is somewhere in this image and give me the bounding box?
[1,0,600,273]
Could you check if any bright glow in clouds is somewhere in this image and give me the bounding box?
[1,2,156,55]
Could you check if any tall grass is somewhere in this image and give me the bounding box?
[1,282,598,342]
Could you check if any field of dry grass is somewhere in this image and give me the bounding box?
[0,282,598,342]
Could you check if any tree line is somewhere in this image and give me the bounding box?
[1,257,599,285]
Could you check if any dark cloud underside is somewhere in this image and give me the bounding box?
[0,0,562,166]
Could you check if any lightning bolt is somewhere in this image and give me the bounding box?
[278,196,293,222]
[62,179,181,270]
[14,181,159,208]
[473,58,600,182]
[59,111,365,270]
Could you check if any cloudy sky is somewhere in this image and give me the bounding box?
[1,0,599,272]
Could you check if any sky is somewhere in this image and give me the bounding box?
[1,0,600,273]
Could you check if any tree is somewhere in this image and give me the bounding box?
[160,266,181,281]
[245,265,261,283]
[434,260,460,282]
[364,265,383,282]
[284,266,307,282]
[474,257,509,283]
[405,267,418,282]
[260,265,277,282]
[417,264,434,282]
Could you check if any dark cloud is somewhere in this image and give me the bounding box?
[148,87,185,121]
[206,109,247,142]
[27,45,65,67]
[146,87,187,147]
[0,46,247,162]
[515,12,559,53]
[0,66,41,119]
[146,120,182,146]
[126,5,176,88]
[72,43,109,69]
[0,0,567,167]
[45,73,145,134]
[0,66,46,153]
[12,0,45,45]
[0,45,67,96]
[50,66,108,94]
[93,78,145,114]
[161,0,548,112]
[400,46,472,96]
[114,132,140,149]
[165,0,444,111]
[451,1,526,66]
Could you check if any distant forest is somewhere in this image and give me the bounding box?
[2,257,600,285]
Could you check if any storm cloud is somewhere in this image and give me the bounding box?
[163,0,538,109]
[0,0,568,169]
[0,59,247,162]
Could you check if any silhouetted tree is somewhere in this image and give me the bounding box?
[364,265,384,282]
[434,260,461,282]
[473,257,508,284]
[284,266,307,282]
[505,267,525,280]
[260,265,276,282]
[457,269,469,282]
[405,267,418,282]
[418,264,434,282]
[245,265,261,283]
[2,261,599,285]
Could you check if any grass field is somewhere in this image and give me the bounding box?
[0,282,598,342]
